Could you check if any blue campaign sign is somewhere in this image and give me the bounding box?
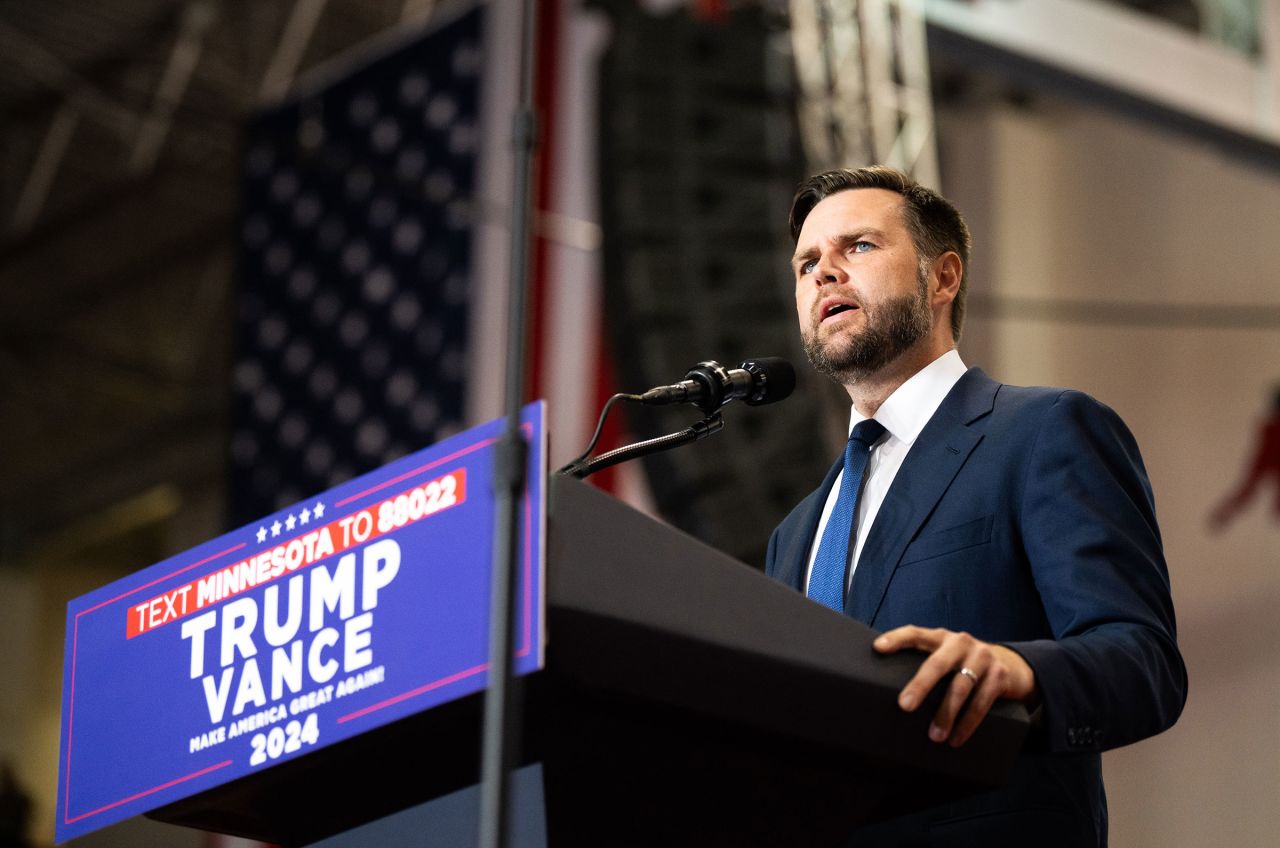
[55,403,546,843]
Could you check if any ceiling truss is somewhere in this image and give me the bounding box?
[0,0,436,554]
[789,0,939,185]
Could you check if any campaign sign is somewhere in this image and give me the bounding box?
[55,403,546,843]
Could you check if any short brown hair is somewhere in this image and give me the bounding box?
[789,166,972,341]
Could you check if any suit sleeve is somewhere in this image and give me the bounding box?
[1005,390,1187,754]
[764,525,781,581]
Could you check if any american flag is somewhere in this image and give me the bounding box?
[229,6,485,527]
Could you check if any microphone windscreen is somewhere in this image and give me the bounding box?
[741,357,795,405]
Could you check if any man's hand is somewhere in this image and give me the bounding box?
[873,626,1038,747]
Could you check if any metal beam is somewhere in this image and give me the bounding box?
[891,0,938,186]
[923,0,1279,146]
[130,1,219,174]
[10,104,79,234]
[260,0,331,102]
[0,19,139,138]
[789,0,938,183]
[790,0,843,168]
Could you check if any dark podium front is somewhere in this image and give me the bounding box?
[152,476,1028,846]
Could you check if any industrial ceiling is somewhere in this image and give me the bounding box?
[0,0,428,560]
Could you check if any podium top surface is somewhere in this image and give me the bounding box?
[546,476,1028,786]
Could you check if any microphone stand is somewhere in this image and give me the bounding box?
[479,0,537,847]
[561,413,725,480]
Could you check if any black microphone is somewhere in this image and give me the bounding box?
[640,357,795,414]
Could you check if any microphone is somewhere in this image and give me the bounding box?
[640,357,795,414]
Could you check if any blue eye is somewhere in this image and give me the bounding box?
[800,259,818,275]
[853,241,874,253]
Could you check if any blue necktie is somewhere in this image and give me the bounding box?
[807,418,886,613]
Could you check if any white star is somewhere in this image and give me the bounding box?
[256,526,267,543]
[285,514,297,531]
[313,501,326,519]
[271,520,282,537]
[299,507,311,524]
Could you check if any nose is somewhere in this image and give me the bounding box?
[813,250,846,286]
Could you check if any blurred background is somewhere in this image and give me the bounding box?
[0,0,1277,845]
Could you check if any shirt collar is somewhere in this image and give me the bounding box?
[849,349,968,446]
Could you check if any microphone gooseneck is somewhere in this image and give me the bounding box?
[557,355,795,479]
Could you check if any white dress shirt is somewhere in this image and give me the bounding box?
[803,349,969,595]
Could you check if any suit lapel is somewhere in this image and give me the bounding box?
[847,369,999,625]
[773,456,843,592]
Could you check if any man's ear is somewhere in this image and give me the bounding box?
[932,251,963,306]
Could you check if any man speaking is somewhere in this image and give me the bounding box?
[765,167,1186,845]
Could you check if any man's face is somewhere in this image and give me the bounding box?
[792,188,933,384]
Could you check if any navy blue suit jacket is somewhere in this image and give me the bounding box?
[765,369,1186,846]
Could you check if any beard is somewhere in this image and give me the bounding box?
[802,268,933,384]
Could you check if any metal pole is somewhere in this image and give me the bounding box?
[478,0,538,846]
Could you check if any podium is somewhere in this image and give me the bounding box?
[150,476,1028,846]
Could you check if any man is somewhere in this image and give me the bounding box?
[765,167,1186,845]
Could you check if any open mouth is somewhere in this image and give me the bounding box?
[821,301,860,322]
